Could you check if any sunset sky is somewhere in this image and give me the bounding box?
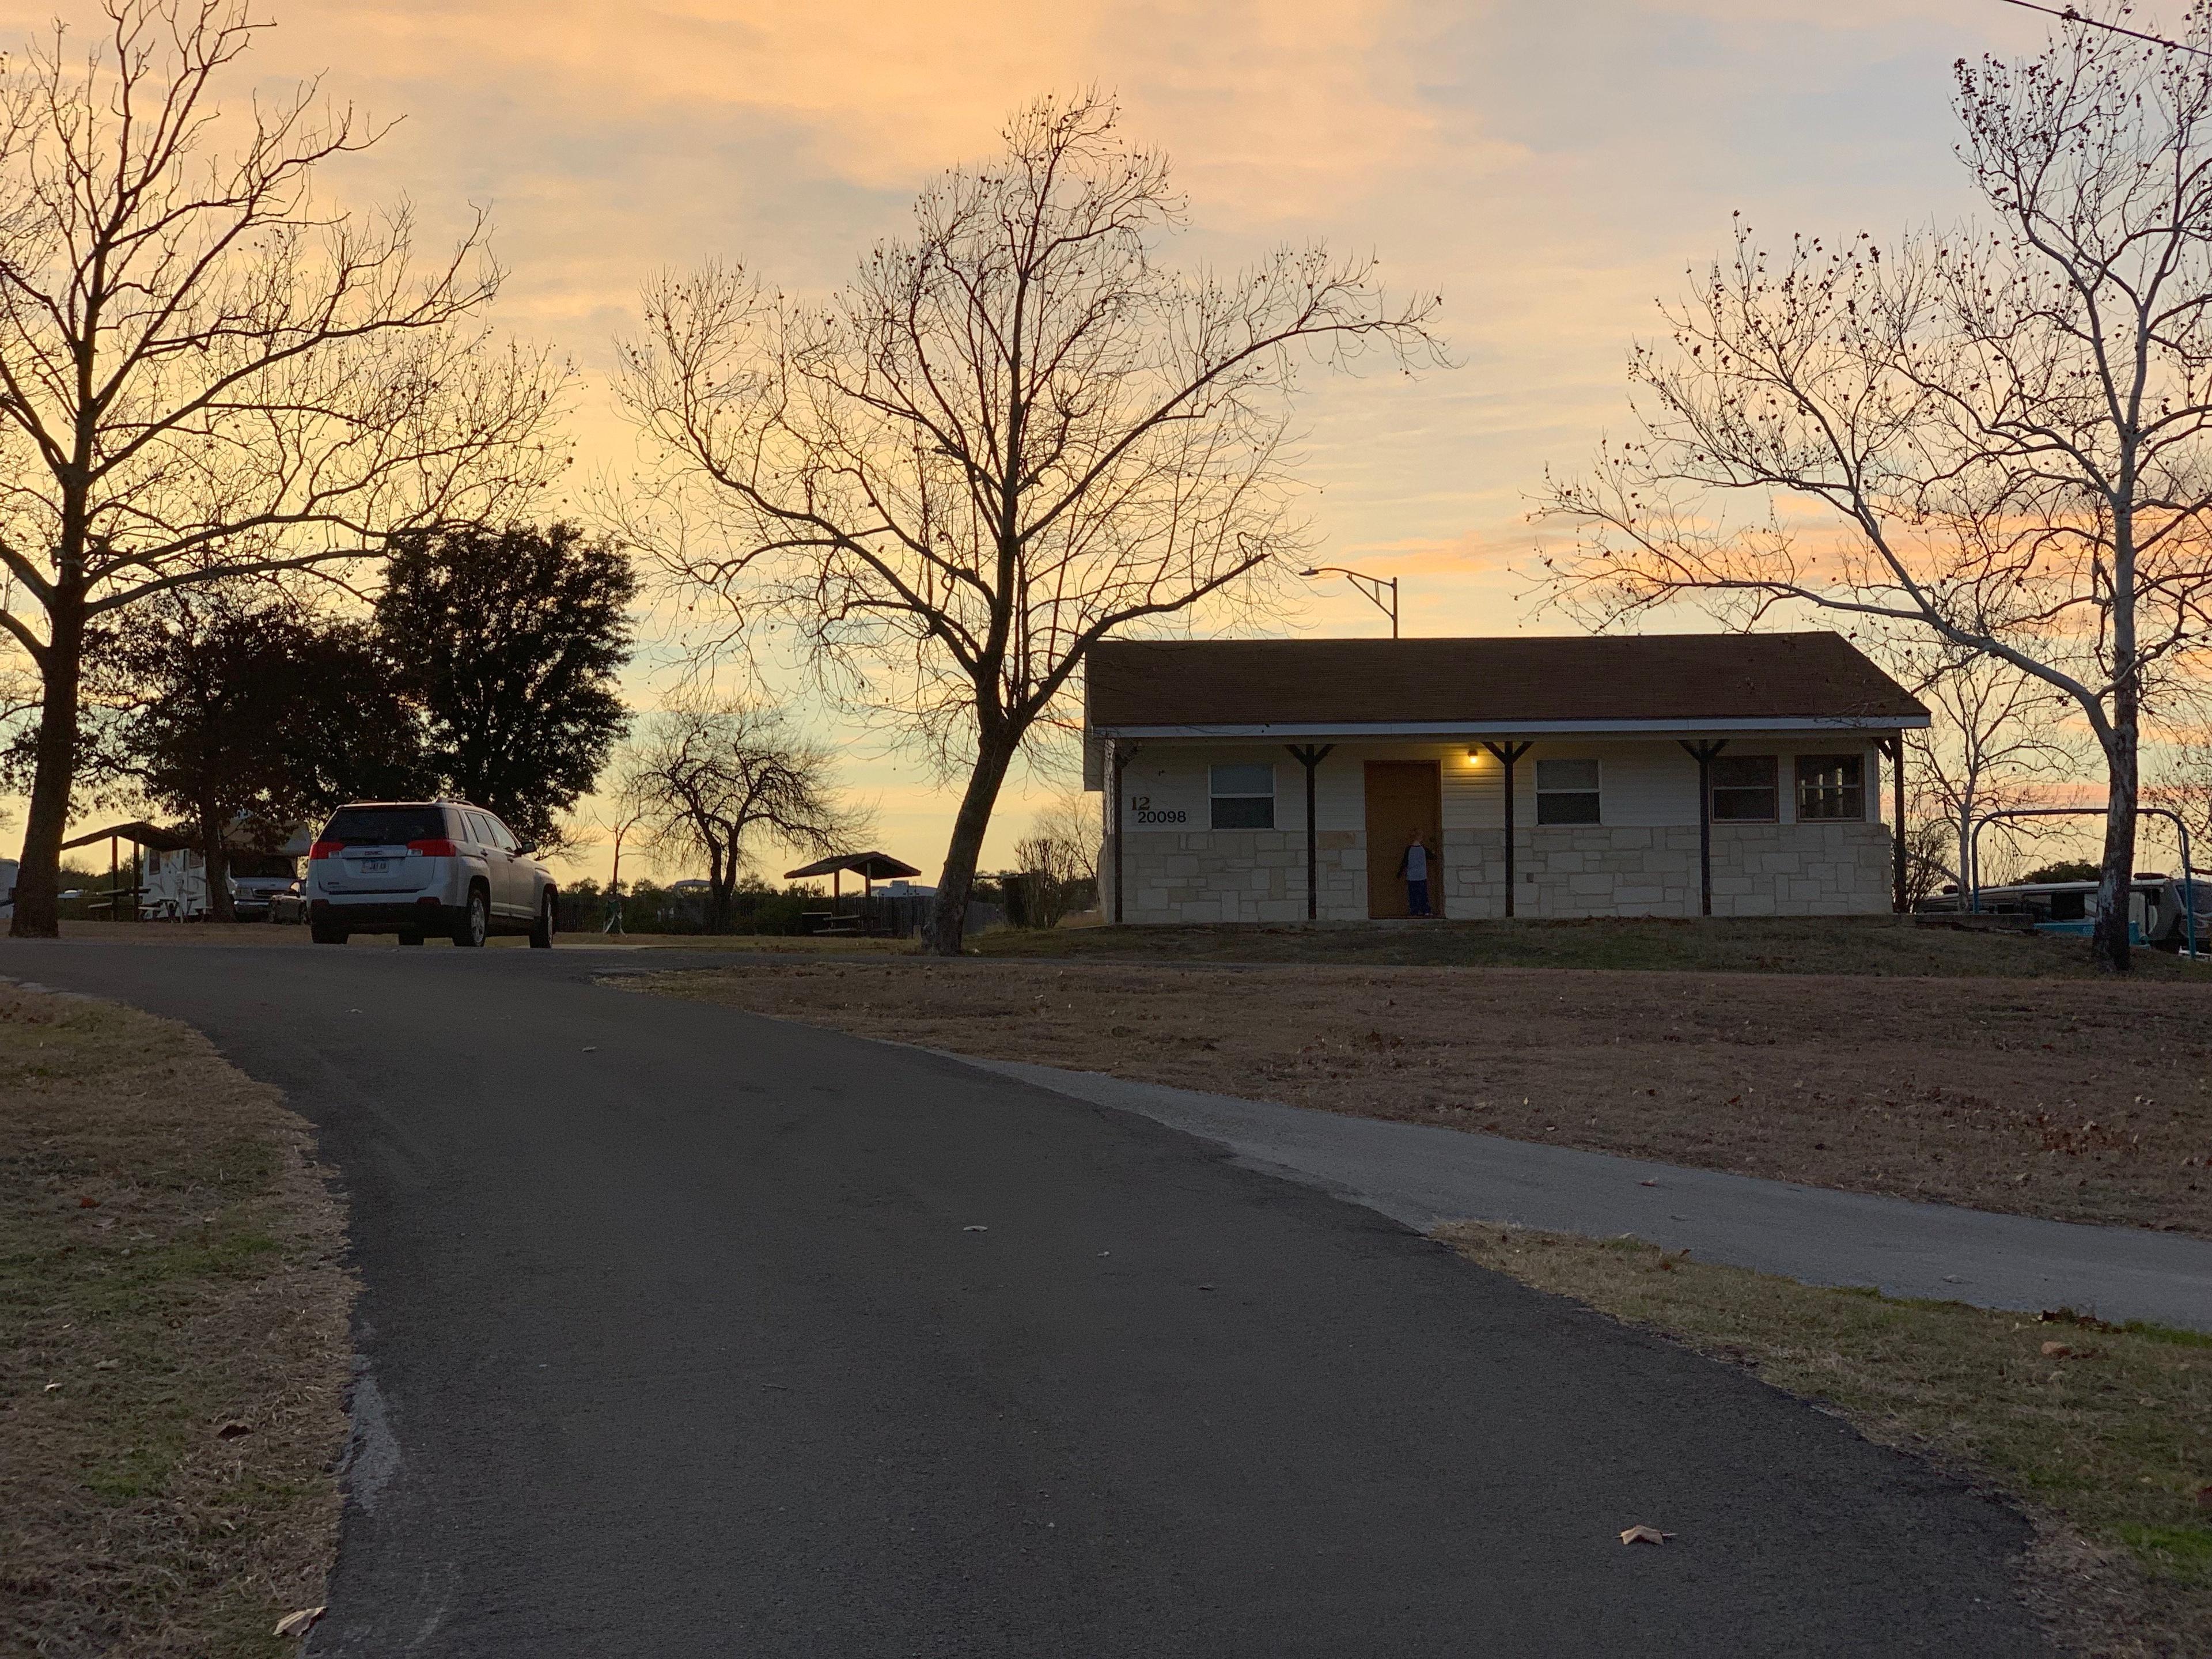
[7,0,2070,886]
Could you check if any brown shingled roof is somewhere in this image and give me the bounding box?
[1085,632,1926,729]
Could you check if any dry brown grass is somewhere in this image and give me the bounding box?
[645,959,2212,1234]
[0,983,352,1658]
[978,914,2212,977]
[1439,1225,2212,1658]
[47,919,911,952]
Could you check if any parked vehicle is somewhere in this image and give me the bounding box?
[306,801,557,948]
[141,827,314,921]
[1918,873,2206,951]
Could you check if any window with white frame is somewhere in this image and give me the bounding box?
[1795,754,1865,821]
[1209,763,1276,830]
[1710,755,1779,821]
[1535,757,1601,824]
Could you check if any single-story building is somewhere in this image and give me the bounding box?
[1083,632,1930,924]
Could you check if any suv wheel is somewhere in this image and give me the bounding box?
[452,888,489,949]
[529,890,556,949]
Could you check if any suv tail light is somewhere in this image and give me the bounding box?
[309,840,342,861]
[407,838,459,857]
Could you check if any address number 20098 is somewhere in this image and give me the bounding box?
[1130,794,1185,825]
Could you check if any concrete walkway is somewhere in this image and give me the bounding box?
[961,1056,2212,1332]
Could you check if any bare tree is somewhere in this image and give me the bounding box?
[1894,641,2086,891]
[1006,781,1103,927]
[614,699,864,931]
[1029,782,1101,887]
[615,92,1444,954]
[588,789,650,934]
[2144,691,2212,866]
[0,0,562,937]
[1539,3,2212,970]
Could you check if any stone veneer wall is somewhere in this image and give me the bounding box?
[1111,820,1894,923]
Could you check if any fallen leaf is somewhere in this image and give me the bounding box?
[93,1359,118,1370]
[1620,1525,1673,1545]
[1637,1179,1658,1188]
[76,1195,99,1209]
[43,1381,60,1392]
[273,1606,325,1638]
[217,1421,254,1440]
[962,1225,988,1233]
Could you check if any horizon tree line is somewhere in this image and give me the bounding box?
[4,0,2209,961]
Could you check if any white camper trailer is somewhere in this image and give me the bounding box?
[65,819,310,921]
[143,828,310,919]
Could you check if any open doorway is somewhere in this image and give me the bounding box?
[1365,760,1441,918]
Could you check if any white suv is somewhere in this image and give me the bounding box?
[307,801,558,948]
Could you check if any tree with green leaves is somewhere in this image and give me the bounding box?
[374,523,635,849]
[89,595,425,919]
[0,0,560,937]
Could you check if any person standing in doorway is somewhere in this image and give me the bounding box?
[1398,831,1434,918]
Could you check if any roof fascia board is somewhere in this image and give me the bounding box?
[1094,715,1930,738]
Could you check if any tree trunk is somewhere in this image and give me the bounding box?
[927,730,1018,956]
[1955,804,1972,904]
[10,599,83,939]
[706,840,730,933]
[199,802,236,924]
[2092,725,2138,973]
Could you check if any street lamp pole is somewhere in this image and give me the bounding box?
[1298,566,1399,637]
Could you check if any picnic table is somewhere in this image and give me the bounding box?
[786,851,924,938]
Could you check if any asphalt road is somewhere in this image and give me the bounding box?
[1,941,2044,1657]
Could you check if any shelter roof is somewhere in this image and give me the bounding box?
[784,851,923,881]
[1084,631,1928,734]
[61,820,195,853]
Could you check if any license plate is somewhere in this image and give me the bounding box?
[361,858,387,873]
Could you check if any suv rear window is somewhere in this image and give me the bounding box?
[321,806,449,846]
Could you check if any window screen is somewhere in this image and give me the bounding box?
[1710,755,1778,821]
[1535,757,1601,825]
[1209,763,1275,830]
[1795,755,1865,821]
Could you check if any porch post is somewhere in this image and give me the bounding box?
[1876,733,1906,914]
[1680,740,1729,918]
[1482,741,1533,917]
[1286,744,1336,921]
[1109,740,1133,925]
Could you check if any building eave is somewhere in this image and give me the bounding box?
[1092,715,1930,740]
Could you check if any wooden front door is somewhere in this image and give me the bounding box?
[1365,760,1442,918]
